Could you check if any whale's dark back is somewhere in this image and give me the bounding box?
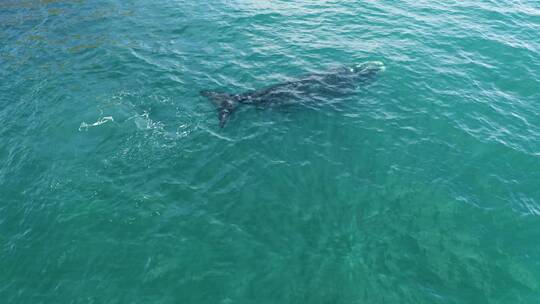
[201,61,385,128]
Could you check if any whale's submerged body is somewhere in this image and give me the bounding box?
[201,61,385,128]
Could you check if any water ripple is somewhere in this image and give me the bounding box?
[1,0,540,303]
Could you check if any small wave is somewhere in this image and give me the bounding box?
[78,116,114,131]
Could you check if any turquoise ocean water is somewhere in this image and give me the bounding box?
[1,0,540,303]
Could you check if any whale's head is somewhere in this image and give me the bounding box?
[352,61,385,76]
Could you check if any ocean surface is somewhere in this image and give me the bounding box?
[1,0,540,303]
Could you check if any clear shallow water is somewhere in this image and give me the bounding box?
[1,0,540,303]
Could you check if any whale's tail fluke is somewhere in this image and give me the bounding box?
[200,90,238,128]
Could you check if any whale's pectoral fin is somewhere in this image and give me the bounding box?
[200,90,237,128]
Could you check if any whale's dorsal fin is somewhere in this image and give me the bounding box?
[200,90,238,128]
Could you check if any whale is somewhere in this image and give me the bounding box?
[201,61,385,128]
